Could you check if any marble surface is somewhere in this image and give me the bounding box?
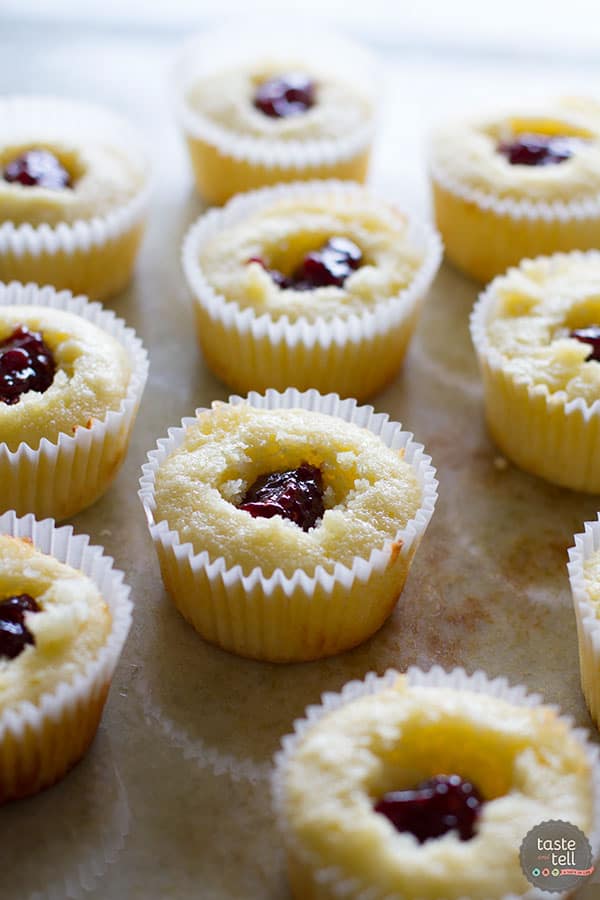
[3,18,600,899]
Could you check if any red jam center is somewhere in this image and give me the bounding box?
[570,326,600,362]
[248,237,363,291]
[497,133,576,166]
[239,463,324,531]
[0,325,56,405]
[3,149,72,189]
[374,775,483,843]
[0,594,40,659]
[253,74,315,118]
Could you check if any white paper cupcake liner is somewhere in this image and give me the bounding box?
[182,180,442,399]
[0,96,151,300]
[0,280,149,521]
[139,387,438,663]
[272,665,600,900]
[430,157,600,224]
[470,251,600,492]
[568,516,600,727]
[172,25,377,171]
[0,510,133,802]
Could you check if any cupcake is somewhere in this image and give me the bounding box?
[182,180,442,400]
[0,510,132,803]
[429,103,600,282]
[0,281,148,520]
[273,666,600,900]
[568,515,600,729]
[139,388,437,663]
[470,250,600,492]
[0,96,150,300]
[172,27,376,205]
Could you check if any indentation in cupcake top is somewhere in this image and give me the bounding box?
[374,774,483,843]
[185,61,372,142]
[3,148,73,189]
[282,678,593,900]
[1,143,85,191]
[238,463,324,531]
[497,133,582,167]
[432,110,600,202]
[0,305,132,452]
[0,132,145,227]
[0,325,56,406]
[247,235,363,291]
[253,73,316,119]
[491,116,594,167]
[0,593,40,659]
[199,195,421,322]
[154,403,422,577]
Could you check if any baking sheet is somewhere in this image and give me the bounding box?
[3,19,600,899]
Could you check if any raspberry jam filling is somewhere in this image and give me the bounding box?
[253,74,315,118]
[570,326,600,362]
[3,149,72,189]
[497,133,577,166]
[0,594,40,660]
[374,775,483,843]
[239,463,324,531]
[248,237,363,291]
[0,325,56,405]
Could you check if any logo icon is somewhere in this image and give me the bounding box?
[520,820,594,892]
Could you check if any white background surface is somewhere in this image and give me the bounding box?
[4,0,600,57]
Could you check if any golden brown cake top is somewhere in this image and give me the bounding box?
[0,535,111,711]
[476,252,600,405]
[153,403,422,577]
[0,97,147,227]
[282,677,594,900]
[431,103,600,203]
[0,305,132,451]
[185,60,373,144]
[197,188,424,323]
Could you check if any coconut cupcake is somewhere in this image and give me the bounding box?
[139,388,437,663]
[172,27,376,205]
[430,102,600,282]
[0,511,132,803]
[273,667,600,900]
[182,180,441,400]
[470,249,600,493]
[0,281,148,521]
[568,516,600,730]
[0,96,150,300]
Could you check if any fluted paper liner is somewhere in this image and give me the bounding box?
[171,26,377,204]
[568,517,600,729]
[0,96,150,300]
[0,281,149,520]
[272,665,600,900]
[139,387,438,663]
[470,251,600,493]
[182,180,443,399]
[0,511,132,802]
[430,142,600,283]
